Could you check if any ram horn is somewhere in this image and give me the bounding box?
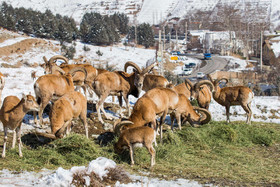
[142,62,157,74]
[184,78,194,89]
[215,77,228,85]
[51,65,65,75]
[48,55,69,65]
[193,106,212,125]
[124,61,142,74]
[194,80,214,92]
[114,120,134,136]
[68,67,88,81]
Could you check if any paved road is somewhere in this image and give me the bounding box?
[184,54,228,78]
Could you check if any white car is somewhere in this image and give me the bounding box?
[197,72,205,79]
[183,68,193,75]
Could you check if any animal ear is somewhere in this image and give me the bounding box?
[22,93,27,100]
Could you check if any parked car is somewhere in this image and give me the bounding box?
[196,72,205,79]
[183,68,193,76]
[185,63,196,68]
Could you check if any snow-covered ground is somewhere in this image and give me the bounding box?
[0,157,204,187]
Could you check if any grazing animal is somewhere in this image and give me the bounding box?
[114,87,179,144]
[33,66,87,125]
[114,126,156,167]
[170,94,212,130]
[50,91,88,139]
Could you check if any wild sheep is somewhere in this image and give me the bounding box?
[124,62,169,92]
[33,66,87,126]
[173,79,213,110]
[114,126,156,167]
[170,94,212,130]
[41,55,97,98]
[0,94,39,158]
[208,75,254,124]
[92,61,155,124]
[50,91,88,139]
[114,87,179,144]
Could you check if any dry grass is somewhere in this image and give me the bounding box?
[1,61,22,68]
[71,165,131,186]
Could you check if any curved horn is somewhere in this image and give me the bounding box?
[184,78,194,89]
[207,74,214,83]
[54,121,72,139]
[35,131,56,139]
[51,66,65,75]
[142,62,156,74]
[193,106,212,125]
[114,120,134,136]
[48,55,69,65]
[68,67,88,81]
[43,56,48,64]
[124,61,141,73]
[215,77,228,85]
[194,80,214,92]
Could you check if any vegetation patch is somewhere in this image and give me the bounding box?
[0,121,280,186]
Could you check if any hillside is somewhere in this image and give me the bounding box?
[0,0,279,29]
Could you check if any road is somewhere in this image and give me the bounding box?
[185,54,228,78]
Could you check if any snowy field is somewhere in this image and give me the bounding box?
[0,30,280,186]
[0,157,204,187]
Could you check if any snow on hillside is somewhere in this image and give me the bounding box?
[0,0,279,28]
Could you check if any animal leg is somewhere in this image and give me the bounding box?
[12,130,16,149]
[241,102,252,124]
[80,111,89,138]
[96,94,109,124]
[2,127,8,158]
[176,113,182,130]
[66,121,72,136]
[118,95,123,117]
[39,97,51,126]
[129,144,134,165]
[159,110,168,144]
[123,94,131,116]
[226,105,230,123]
[170,113,175,131]
[145,141,156,167]
[16,124,23,157]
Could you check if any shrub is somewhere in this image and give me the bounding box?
[212,124,237,142]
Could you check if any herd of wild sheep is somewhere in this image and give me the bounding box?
[0,55,254,167]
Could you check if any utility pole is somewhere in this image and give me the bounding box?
[163,26,165,51]
[260,30,263,71]
[158,30,163,75]
[175,29,178,51]
[134,15,137,47]
[185,21,188,51]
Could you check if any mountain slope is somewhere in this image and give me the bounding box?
[0,0,279,29]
